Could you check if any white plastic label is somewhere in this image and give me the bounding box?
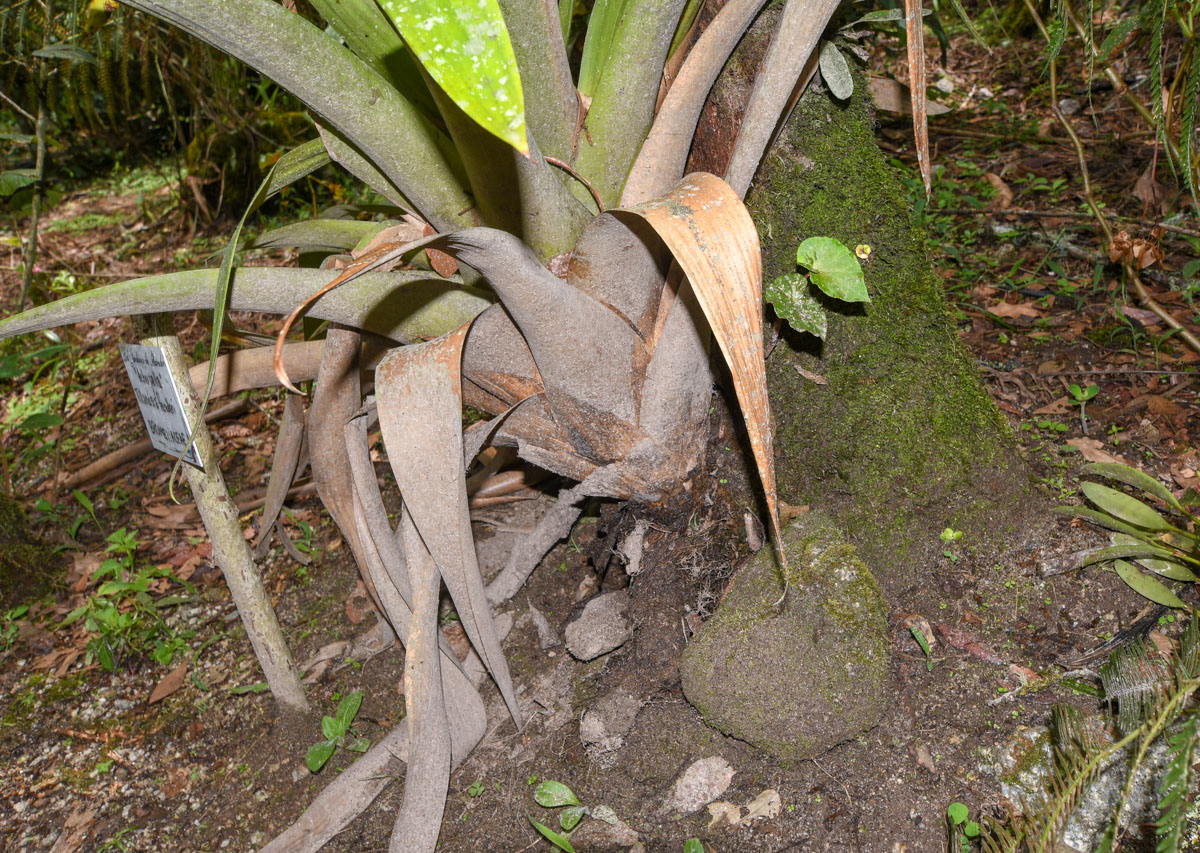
[119,343,200,467]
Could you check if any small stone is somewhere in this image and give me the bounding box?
[661,757,734,814]
[579,690,643,766]
[564,591,631,661]
[1058,97,1082,116]
[680,514,890,761]
[569,814,639,848]
[935,76,955,94]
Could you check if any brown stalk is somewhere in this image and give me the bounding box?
[1023,0,1200,357]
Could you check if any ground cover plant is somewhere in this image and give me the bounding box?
[2,0,1200,849]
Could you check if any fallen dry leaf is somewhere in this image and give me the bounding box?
[793,364,828,385]
[984,173,1013,209]
[148,662,187,704]
[915,743,936,774]
[741,788,781,824]
[1148,629,1174,659]
[1066,437,1122,465]
[48,806,98,853]
[934,622,1004,664]
[986,300,1041,320]
[1033,396,1072,415]
[707,801,742,830]
[1133,165,1170,215]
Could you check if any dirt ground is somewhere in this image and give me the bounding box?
[1,22,1199,853]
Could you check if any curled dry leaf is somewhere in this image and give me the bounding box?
[707,801,742,829]
[740,788,781,824]
[984,173,1013,210]
[619,173,784,570]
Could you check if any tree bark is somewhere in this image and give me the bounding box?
[692,7,1032,596]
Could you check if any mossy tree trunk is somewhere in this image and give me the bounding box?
[693,9,1032,597]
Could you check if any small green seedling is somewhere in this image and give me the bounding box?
[946,801,980,851]
[683,840,706,853]
[1068,383,1099,434]
[910,625,933,672]
[306,690,370,772]
[940,527,963,562]
[528,780,619,852]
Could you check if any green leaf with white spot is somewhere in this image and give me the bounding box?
[765,274,827,338]
[306,739,338,772]
[534,779,581,807]
[560,805,586,831]
[796,237,869,303]
[1113,560,1186,608]
[380,0,528,154]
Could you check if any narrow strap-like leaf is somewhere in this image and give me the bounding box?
[618,173,785,579]
[252,392,307,556]
[377,328,523,727]
[905,0,930,198]
[1113,560,1186,608]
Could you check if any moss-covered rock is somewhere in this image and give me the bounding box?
[745,65,1032,595]
[0,490,56,610]
[679,512,888,761]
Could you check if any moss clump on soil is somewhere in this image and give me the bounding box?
[0,490,57,610]
[746,68,1031,594]
[679,512,889,761]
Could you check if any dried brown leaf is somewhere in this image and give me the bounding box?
[619,173,783,570]
[148,662,187,704]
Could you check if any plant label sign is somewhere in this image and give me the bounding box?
[118,343,200,467]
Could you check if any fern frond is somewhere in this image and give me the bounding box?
[1176,614,1200,682]
[1101,639,1170,732]
[1181,50,1199,206]
[1145,0,1171,176]
[1023,705,1110,851]
[1156,711,1200,853]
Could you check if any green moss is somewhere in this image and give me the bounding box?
[0,491,57,610]
[680,514,889,761]
[746,67,1031,594]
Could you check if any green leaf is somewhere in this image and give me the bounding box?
[306,739,338,772]
[1081,543,1179,567]
[1113,560,1186,608]
[528,816,576,852]
[19,412,63,432]
[946,802,968,825]
[818,41,854,100]
[245,219,383,254]
[589,804,618,824]
[1096,16,1139,61]
[845,8,931,25]
[347,737,370,752]
[321,715,341,740]
[1136,557,1198,582]
[335,690,363,733]
[534,779,582,807]
[683,840,705,853]
[229,681,271,694]
[765,274,826,338]
[560,805,587,832]
[94,641,115,673]
[796,237,868,303]
[33,44,96,64]
[577,0,630,99]
[964,820,980,838]
[1082,462,1181,510]
[0,169,38,198]
[1081,482,1170,531]
[380,0,528,154]
[1055,505,1149,540]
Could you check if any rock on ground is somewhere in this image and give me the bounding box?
[679,512,889,761]
[565,590,632,661]
[579,689,644,767]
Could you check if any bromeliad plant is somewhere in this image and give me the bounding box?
[0,0,893,849]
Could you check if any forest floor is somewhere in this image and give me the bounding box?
[0,24,1199,853]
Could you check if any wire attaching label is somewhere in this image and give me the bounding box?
[119,343,200,467]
